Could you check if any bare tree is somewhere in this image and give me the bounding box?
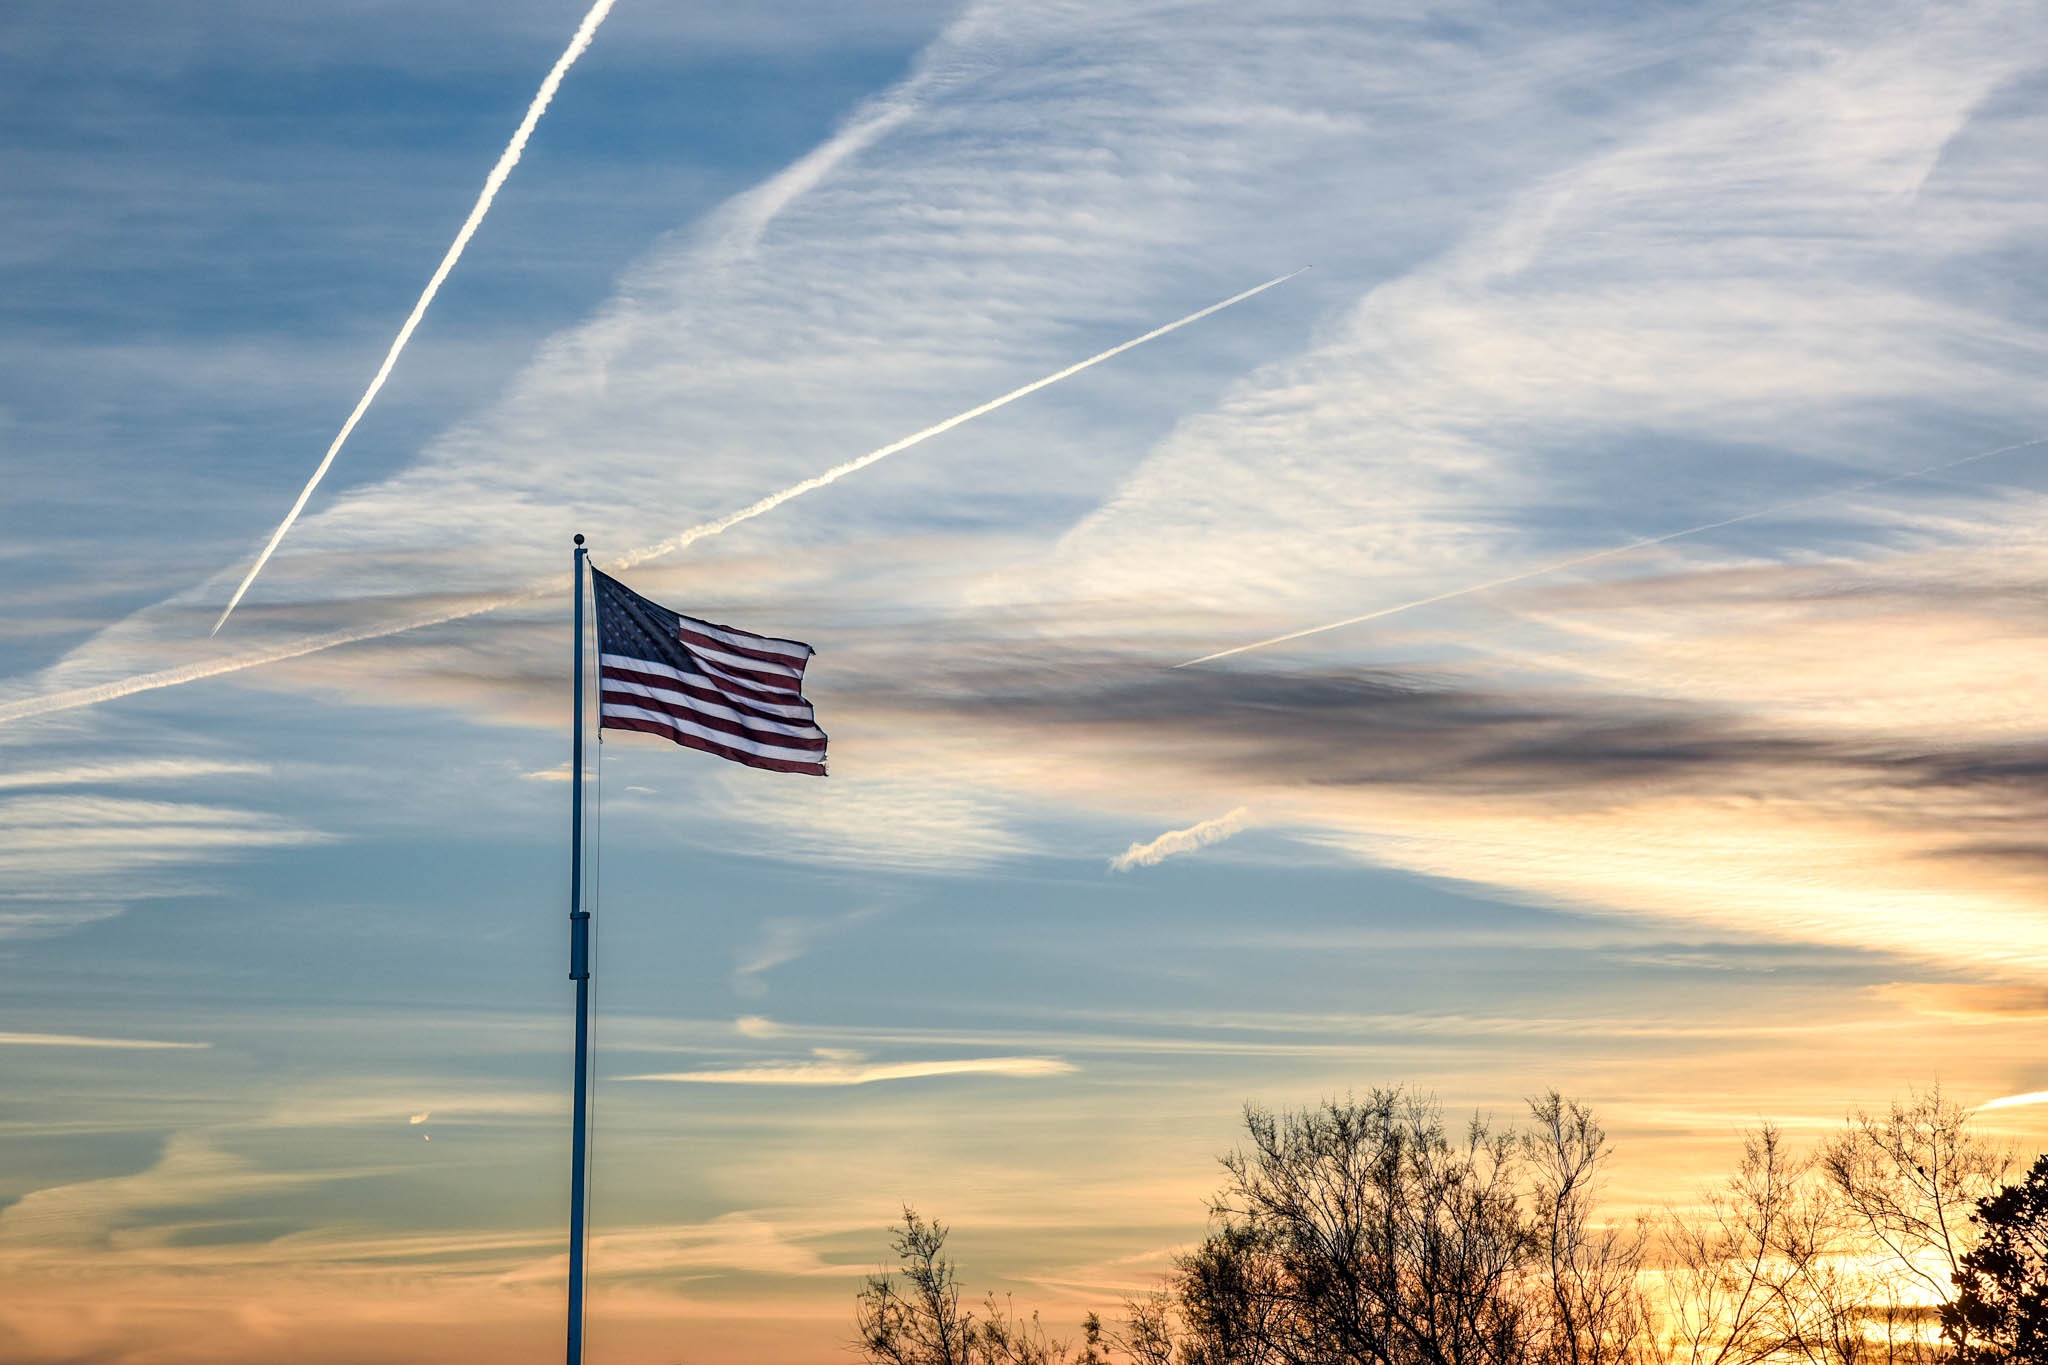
[857,1084,2039,1365]
[1172,1089,1599,1365]
[1650,1093,2010,1365]
[1525,1094,1653,1365]
[1656,1123,1924,1365]
[859,1207,977,1365]
[1819,1088,2010,1307]
[1173,1220,1290,1365]
[977,1293,1073,1365]
[1112,1295,1184,1365]
[856,1207,1082,1365]
[1655,1125,1806,1365]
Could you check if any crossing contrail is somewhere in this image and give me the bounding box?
[1176,432,2048,668]
[209,0,619,638]
[2,273,1305,727]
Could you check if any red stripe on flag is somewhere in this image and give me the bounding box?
[677,625,810,672]
[683,647,804,697]
[600,689,827,751]
[601,664,813,726]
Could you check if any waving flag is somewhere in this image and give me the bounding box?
[591,569,826,775]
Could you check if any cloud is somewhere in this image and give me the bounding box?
[0,795,322,871]
[1176,432,2048,668]
[0,1133,364,1251]
[255,1083,561,1131]
[575,1214,855,1281]
[833,553,2048,974]
[0,758,268,791]
[732,903,887,996]
[2,275,1295,731]
[0,1032,207,1050]
[1872,983,2048,1021]
[626,1056,1075,1086]
[14,0,2048,995]
[14,0,1517,705]
[1976,1091,2048,1112]
[709,767,1031,871]
[0,792,329,938]
[1110,807,1253,872]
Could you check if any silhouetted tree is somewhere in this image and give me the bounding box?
[1526,1095,1653,1365]
[1645,1089,2013,1365]
[1820,1088,2008,1306]
[1653,1123,1888,1365]
[1161,1088,1656,1365]
[856,1086,2047,1365]
[859,1208,974,1365]
[1819,1086,2009,1358]
[1945,1154,2048,1364]
[857,1207,1078,1365]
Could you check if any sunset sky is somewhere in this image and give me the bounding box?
[7,0,2048,1360]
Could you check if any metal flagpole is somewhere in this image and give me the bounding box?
[566,533,592,1365]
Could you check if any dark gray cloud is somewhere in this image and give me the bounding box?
[848,649,1828,794]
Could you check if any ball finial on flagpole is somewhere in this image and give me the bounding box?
[573,533,585,546]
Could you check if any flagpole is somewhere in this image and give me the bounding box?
[567,533,592,1365]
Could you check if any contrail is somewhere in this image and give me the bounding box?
[1110,807,1254,873]
[610,268,1309,570]
[3,273,1305,726]
[0,598,514,727]
[210,0,619,638]
[1177,432,2048,668]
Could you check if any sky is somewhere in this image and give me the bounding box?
[6,0,2048,1360]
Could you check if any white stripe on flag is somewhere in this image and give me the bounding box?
[688,652,800,700]
[601,677,823,740]
[598,654,814,720]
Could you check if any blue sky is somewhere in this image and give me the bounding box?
[6,1,2048,1360]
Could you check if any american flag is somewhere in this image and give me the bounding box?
[592,568,827,776]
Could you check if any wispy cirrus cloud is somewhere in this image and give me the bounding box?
[0,790,327,937]
[732,902,889,996]
[0,1032,208,1050]
[1874,983,2048,1021]
[0,758,267,791]
[628,1056,1074,1086]
[0,1133,365,1250]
